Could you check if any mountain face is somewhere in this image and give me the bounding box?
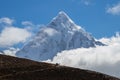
[0,54,119,80]
[16,11,104,61]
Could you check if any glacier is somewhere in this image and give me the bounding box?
[16,11,104,61]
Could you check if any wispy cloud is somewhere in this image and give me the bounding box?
[71,0,93,6]
[81,0,93,6]
[0,17,14,25]
[21,21,42,33]
[22,21,34,27]
[107,2,120,15]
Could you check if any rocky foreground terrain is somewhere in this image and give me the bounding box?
[0,54,119,80]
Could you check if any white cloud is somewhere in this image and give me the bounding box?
[21,21,42,33]
[0,17,32,48]
[71,0,93,6]
[49,33,120,78]
[0,17,14,25]
[81,0,92,6]
[22,21,34,26]
[21,21,36,31]
[107,2,120,15]
[3,47,19,56]
[0,27,31,47]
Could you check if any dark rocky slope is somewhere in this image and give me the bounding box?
[0,54,119,80]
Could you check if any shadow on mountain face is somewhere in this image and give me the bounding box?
[0,54,119,80]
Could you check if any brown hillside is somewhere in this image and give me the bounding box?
[0,54,119,80]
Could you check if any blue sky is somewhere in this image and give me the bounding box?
[0,0,120,48]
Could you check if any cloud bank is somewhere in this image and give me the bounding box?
[49,33,120,78]
[107,2,120,15]
[0,17,31,47]
[0,27,31,47]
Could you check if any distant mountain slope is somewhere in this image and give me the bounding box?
[16,11,104,61]
[0,54,119,80]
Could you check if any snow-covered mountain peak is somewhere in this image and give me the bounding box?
[48,11,81,32]
[58,11,67,15]
[58,11,68,17]
[53,11,72,22]
[16,11,104,61]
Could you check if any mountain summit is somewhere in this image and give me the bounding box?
[48,11,81,32]
[16,11,104,61]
